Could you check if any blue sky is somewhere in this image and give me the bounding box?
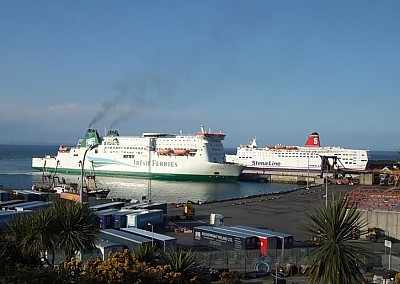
[0,1,399,150]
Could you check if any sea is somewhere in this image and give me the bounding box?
[0,145,399,204]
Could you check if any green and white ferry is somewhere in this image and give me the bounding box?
[32,125,243,182]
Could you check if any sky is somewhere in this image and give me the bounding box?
[0,1,399,150]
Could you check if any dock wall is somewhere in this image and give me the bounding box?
[240,172,375,186]
[359,209,400,240]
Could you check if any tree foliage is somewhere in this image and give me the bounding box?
[58,248,210,284]
[0,200,99,265]
[50,201,99,260]
[302,193,368,284]
[162,247,209,283]
[133,242,161,265]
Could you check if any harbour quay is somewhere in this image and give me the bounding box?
[238,157,400,186]
[1,184,399,283]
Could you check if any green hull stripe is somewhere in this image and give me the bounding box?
[32,167,238,183]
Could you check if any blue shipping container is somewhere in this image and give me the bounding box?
[126,209,163,229]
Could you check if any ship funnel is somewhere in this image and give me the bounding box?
[83,128,102,147]
[107,130,120,137]
[304,132,320,147]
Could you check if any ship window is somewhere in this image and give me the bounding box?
[123,155,134,158]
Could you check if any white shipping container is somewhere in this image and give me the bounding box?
[210,213,224,226]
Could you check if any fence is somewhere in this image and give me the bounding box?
[193,248,393,274]
[193,247,315,274]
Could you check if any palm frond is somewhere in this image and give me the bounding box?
[301,193,367,284]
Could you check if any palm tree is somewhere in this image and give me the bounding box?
[3,209,58,265]
[133,243,161,265]
[2,201,99,265]
[50,201,99,261]
[301,193,367,284]
[24,208,59,265]
[2,213,37,264]
[162,248,210,283]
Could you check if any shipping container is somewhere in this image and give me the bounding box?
[26,191,50,202]
[0,199,25,210]
[209,213,224,226]
[2,201,43,211]
[0,210,33,229]
[15,201,53,212]
[60,192,88,203]
[99,229,152,250]
[78,240,125,261]
[126,209,163,229]
[95,209,120,229]
[233,225,294,250]
[90,201,125,212]
[193,226,260,251]
[222,226,278,256]
[129,202,168,215]
[111,210,138,229]
[0,190,10,202]
[121,202,167,215]
[121,227,177,252]
[198,225,275,254]
[11,190,49,202]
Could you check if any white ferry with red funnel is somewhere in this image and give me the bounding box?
[32,125,244,182]
[225,132,368,176]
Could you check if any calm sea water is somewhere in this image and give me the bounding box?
[0,145,398,203]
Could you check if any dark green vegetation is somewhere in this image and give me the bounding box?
[0,201,215,284]
[302,193,368,284]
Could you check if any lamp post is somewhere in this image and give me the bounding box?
[148,222,154,246]
[306,154,310,190]
[325,162,328,208]
[80,144,98,204]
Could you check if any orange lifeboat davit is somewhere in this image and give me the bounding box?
[58,145,71,152]
[157,148,172,155]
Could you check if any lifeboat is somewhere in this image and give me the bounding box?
[196,132,226,138]
[174,149,190,156]
[274,144,286,149]
[157,148,172,155]
[286,146,298,150]
[58,145,71,152]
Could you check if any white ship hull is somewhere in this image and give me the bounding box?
[32,127,243,182]
[226,132,368,177]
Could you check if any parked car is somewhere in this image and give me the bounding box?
[164,222,183,232]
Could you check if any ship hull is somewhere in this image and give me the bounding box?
[32,156,241,182]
